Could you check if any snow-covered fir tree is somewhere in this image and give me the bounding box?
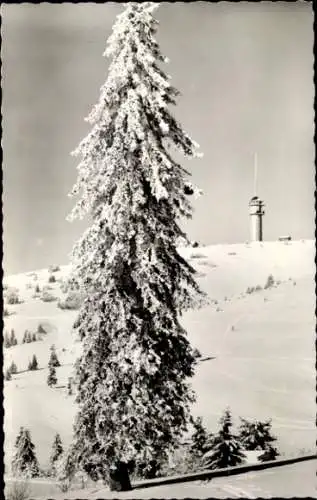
[67,2,206,490]
[190,416,213,459]
[48,345,60,368]
[12,427,40,478]
[67,377,73,396]
[55,449,76,492]
[238,418,279,461]
[28,354,38,371]
[50,434,64,475]
[10,329,18,346]
[202,409,245,470]
[47,364,57,387]
[4,330,11,348]
[9,361,18,375]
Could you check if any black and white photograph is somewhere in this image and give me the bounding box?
[2,2,315,498]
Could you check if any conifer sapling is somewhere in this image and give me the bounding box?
[67,1,205,491]
[10,329,18,346]
[190,416,213,459]
[49,345,61,367]
[4,330,11,348]
[238,417,279,461]
[9,361,18,375]
[47,364,57,387]
[202,409,245,469]
[28,355,39,371]
[50,433,64,475]
[67,377,73,396]
[12,427,40,478]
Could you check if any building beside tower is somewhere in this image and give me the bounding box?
[249,196,265,242]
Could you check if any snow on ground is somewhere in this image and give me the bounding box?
[5,458,316,499]
[3,240,316,471]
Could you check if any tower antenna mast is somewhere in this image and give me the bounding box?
[253,152,258,197]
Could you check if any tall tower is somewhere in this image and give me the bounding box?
[249,153,265,242]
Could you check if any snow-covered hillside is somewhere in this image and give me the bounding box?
[3,240,315,471]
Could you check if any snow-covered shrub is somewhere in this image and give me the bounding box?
[5,369,12,381]
[48,274,56,283]
[57,291,82,310]
[238,417,279,462]
[4,307,10,316]
[6,289,21,305]
[41,291,57,302]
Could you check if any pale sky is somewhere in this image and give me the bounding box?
[2,2,314,275]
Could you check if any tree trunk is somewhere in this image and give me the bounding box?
[109,461,132,491]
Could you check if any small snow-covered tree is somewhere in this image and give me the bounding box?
[47,365,57,387]
[50,434,64,475]
[67,2,205,491]
[4,330,11,348]
[55,448,76,492]
[258,445,279,462]
[67,377,73,396]
[238,418,279,461]
[28,355,38,371]
[12,427,40,478]
[10,329,18,346]
[48,345,60,368]
[190,416,213,459]
[9,361,18,375]
[202,409,245,470]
